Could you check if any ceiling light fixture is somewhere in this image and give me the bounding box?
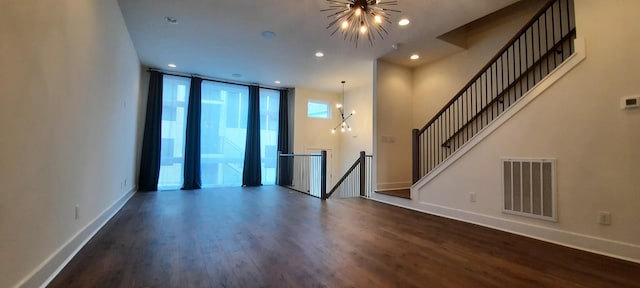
[315,51,325,57]
[261,31,277,40]
[274,80,281,84]
[322,0,400,47]
[410,54,420,60]
[398,18,410,26]
[168,63,177,68]
[331,81,355,134]
[165,17,178,24]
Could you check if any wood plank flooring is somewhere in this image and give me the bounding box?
[49,186,640,288]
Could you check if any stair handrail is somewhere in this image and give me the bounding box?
[419,0,557,134]
[326,151,366,199]
[413,0,576,183]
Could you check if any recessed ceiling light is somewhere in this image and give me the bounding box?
[274,80,281,84]
[410,54,420,60]
[261,31,277,40]
[168,63,177,68]
[166,17,178,24]
[315,52,324,58]
[398,18,410,26]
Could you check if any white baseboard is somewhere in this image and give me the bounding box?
[370,193,640,264]
[15,187,136,288]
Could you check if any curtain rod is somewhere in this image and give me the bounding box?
[146,68,286,91]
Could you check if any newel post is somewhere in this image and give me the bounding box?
[359,151,366,197]
[412,129,420,184]
[320,150,327,200]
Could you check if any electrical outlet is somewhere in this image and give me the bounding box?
[469,192,477,203]
[75,205,80,220]
[598,211,611,225]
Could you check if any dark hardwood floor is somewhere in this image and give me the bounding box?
[49,186,640,288]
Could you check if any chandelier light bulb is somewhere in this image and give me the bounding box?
[351,110,356,115]
[355,7,362,16]
[341,127,345,132]
[360,24,367,34]
[341,20,349,29]
[331,129,336,134]
[348,127,352,131]
[374,15,382,24]
[336,103,342,108]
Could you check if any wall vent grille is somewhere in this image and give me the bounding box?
[502,158,556,221]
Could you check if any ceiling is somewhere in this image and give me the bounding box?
[117,0,519,93]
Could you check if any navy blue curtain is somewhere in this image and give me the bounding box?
[182,77,202,190]
[138,71,163,192]
[276,89,292,186]
[242,85,262,186]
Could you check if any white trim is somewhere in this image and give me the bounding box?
[14,187,136,288]
[375,187,411,192]
[413,38,586,191]
[370,193,640,263]
[376,181,412,191]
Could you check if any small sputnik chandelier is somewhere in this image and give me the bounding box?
[322,0,400,47]
[332,81,356,134]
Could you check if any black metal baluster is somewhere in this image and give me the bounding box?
[474,82,478,135]
[519,37,524,99]
[537,18,542,82]
[551,2,557,68]
[510,45,515,106]
[524,31,529,94]
[545,9,549,76]
[465,90,469,142]
[500,56,505,112]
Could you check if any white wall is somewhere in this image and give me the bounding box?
[376,0,640,261]
[0,0,141,287]
[293,87,342,186]
[374,61,413,190]
[340,62,375,172]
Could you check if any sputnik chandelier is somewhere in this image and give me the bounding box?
[322,0,400,47]
[332,81,355,134]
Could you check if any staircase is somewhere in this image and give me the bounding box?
[412,0,576,183]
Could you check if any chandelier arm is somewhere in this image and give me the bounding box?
[326,0,353,5]
[326,17,343,29]
[343,114,354,122]
[325,10,349,18]
[330,27,341,36]
[375,28,385,39]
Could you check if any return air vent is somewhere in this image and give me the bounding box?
[502,158,556,221]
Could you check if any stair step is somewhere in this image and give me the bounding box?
[377,189,411,199]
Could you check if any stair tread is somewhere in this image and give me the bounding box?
[377,189,411,199]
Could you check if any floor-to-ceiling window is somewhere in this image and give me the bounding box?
[158,76,191,189]
[200,81,249,187]
[259,88,280,185]
[157,75,280,189]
